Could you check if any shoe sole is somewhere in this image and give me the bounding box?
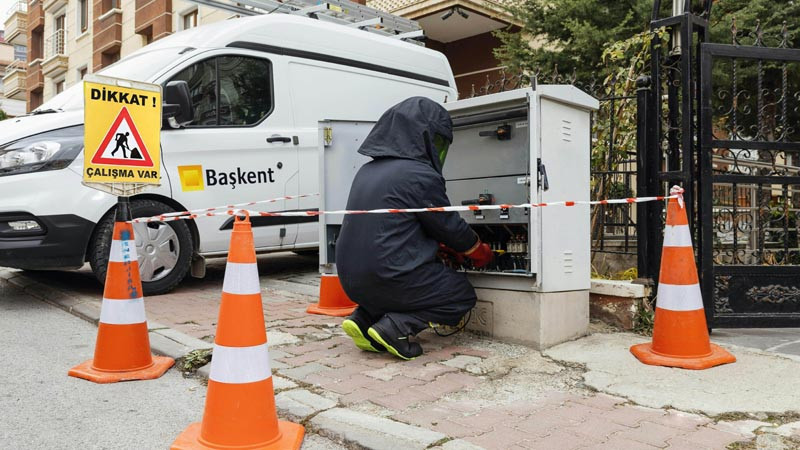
[367,327,416,361]
[342,320,382,353]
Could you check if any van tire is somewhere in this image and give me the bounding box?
[88,199,194,296]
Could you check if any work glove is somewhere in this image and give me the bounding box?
[437,243,465,266]
[465,241,493,268]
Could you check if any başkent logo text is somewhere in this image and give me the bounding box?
[206,167,277,189]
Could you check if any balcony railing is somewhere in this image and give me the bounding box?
[44,28,66,60]
[5,0,26,19]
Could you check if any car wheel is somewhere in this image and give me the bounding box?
[89,199,194,296]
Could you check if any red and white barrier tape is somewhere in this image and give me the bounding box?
[134,193,319,221]
[130,194,677,224]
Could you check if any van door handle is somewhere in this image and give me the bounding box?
[267,135,291,143]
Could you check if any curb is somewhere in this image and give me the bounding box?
[0,270,212,364]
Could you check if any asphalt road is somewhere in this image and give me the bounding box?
[0,281,206,450]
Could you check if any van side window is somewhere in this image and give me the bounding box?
[169,55,273,127]
[218,56,273,125]
[171,59,217,126]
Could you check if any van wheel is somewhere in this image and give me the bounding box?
[89,199,194,296]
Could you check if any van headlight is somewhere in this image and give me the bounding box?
[0,125,84,177]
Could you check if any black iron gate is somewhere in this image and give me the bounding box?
[699,37,800,327]
[638,1,800,327]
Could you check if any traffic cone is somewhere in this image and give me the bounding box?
[306,273,357,317]
[69,199,174,383]
[630,186,736,370]
[172,212,304,450]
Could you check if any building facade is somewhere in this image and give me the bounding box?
[4,0,235,113]
[4,0,516,114]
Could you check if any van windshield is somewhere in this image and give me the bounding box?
[35,47,194,113]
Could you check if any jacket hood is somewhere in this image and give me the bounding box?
[358,97,453,173]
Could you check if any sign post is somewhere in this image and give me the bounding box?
[83,74,162,218]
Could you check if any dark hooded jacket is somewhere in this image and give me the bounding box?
[336,97,478,312]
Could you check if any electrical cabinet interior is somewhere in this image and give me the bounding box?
[318,87,598,348]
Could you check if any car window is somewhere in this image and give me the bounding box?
[170,58,217,126]
[218,56,273,126]
[168,55,272,127]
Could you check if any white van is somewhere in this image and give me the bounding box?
[0,15,457,295]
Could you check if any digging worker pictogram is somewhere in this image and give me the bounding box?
[111,132,131,158]
[335,97,493,360]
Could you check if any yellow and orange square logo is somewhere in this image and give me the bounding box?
[178,165,204,192]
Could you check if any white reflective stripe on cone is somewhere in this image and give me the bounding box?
[99,297,147,325]
[663,225,693,248]
[109,239,138,263]
[222,263,261,295]
[209,343,271,384]
[656,283,704,311]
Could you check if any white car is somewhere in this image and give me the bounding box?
[0,14,457,295]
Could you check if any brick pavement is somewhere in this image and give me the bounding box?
[0,258,775,449]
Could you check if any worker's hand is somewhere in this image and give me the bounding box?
[438,243,465,266]
[465,241,493,268]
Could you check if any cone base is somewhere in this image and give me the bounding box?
[630,342,736,370]
[171,421,304,450]
[68,355,174,383]
[306,303,356,317]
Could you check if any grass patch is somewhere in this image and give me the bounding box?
[179,348,213,374]
[633,295,655,336]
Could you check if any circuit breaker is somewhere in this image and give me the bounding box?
[318,87,598,348]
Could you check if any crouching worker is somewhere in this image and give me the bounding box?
[335,97,492,360]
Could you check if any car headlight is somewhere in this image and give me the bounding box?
[0,125,84,177]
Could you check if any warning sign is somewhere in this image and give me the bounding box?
[83,75,161,190]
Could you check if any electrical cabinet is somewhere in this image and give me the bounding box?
[319,86,598,348]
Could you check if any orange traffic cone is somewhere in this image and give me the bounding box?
[630,186,736,370]
[69,199,174,383]
[306,273,357,317]
[172,212,304,450]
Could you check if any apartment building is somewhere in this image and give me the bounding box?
[2,3,28,116]
[5,0,516,113]
[5,0,234,113]
[369,0,518,98]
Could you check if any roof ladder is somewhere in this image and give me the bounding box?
[188,0,425,44]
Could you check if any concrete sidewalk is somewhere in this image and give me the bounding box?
[3,257,800,449]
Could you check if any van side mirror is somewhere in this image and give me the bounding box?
[162,81,194,129]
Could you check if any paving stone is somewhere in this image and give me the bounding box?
[601,405,666,427]
[672,426,745,449]
[311,408,446,450]
[442,355,483,370]
[562,415,633,439]
[614,421,685,448]
[280,362,330,381]
[370,389,436,410]
[431,419,483,438]
[268,330,300,346]
[583,436,661,449]
[300,433,349,450]
[450,409,520,433]
[435,439,485,450]
[648,409,710,431]
[275,389,337,421]
[513,412,577,438]
[363,365,403,381]
[392,404,452,428]
[413,372,478,398]
[463,425,533,449]
[272,375,298,391]
[711,419,772,438]
[567,393,624,411]
[517,430,598,449]
[338,388,381,406]
[406,363,460,381]
[773,421,800,438]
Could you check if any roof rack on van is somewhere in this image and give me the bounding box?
[190,0,425,43]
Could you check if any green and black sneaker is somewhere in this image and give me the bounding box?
[342,311,385,353]
[367,319,423,361]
